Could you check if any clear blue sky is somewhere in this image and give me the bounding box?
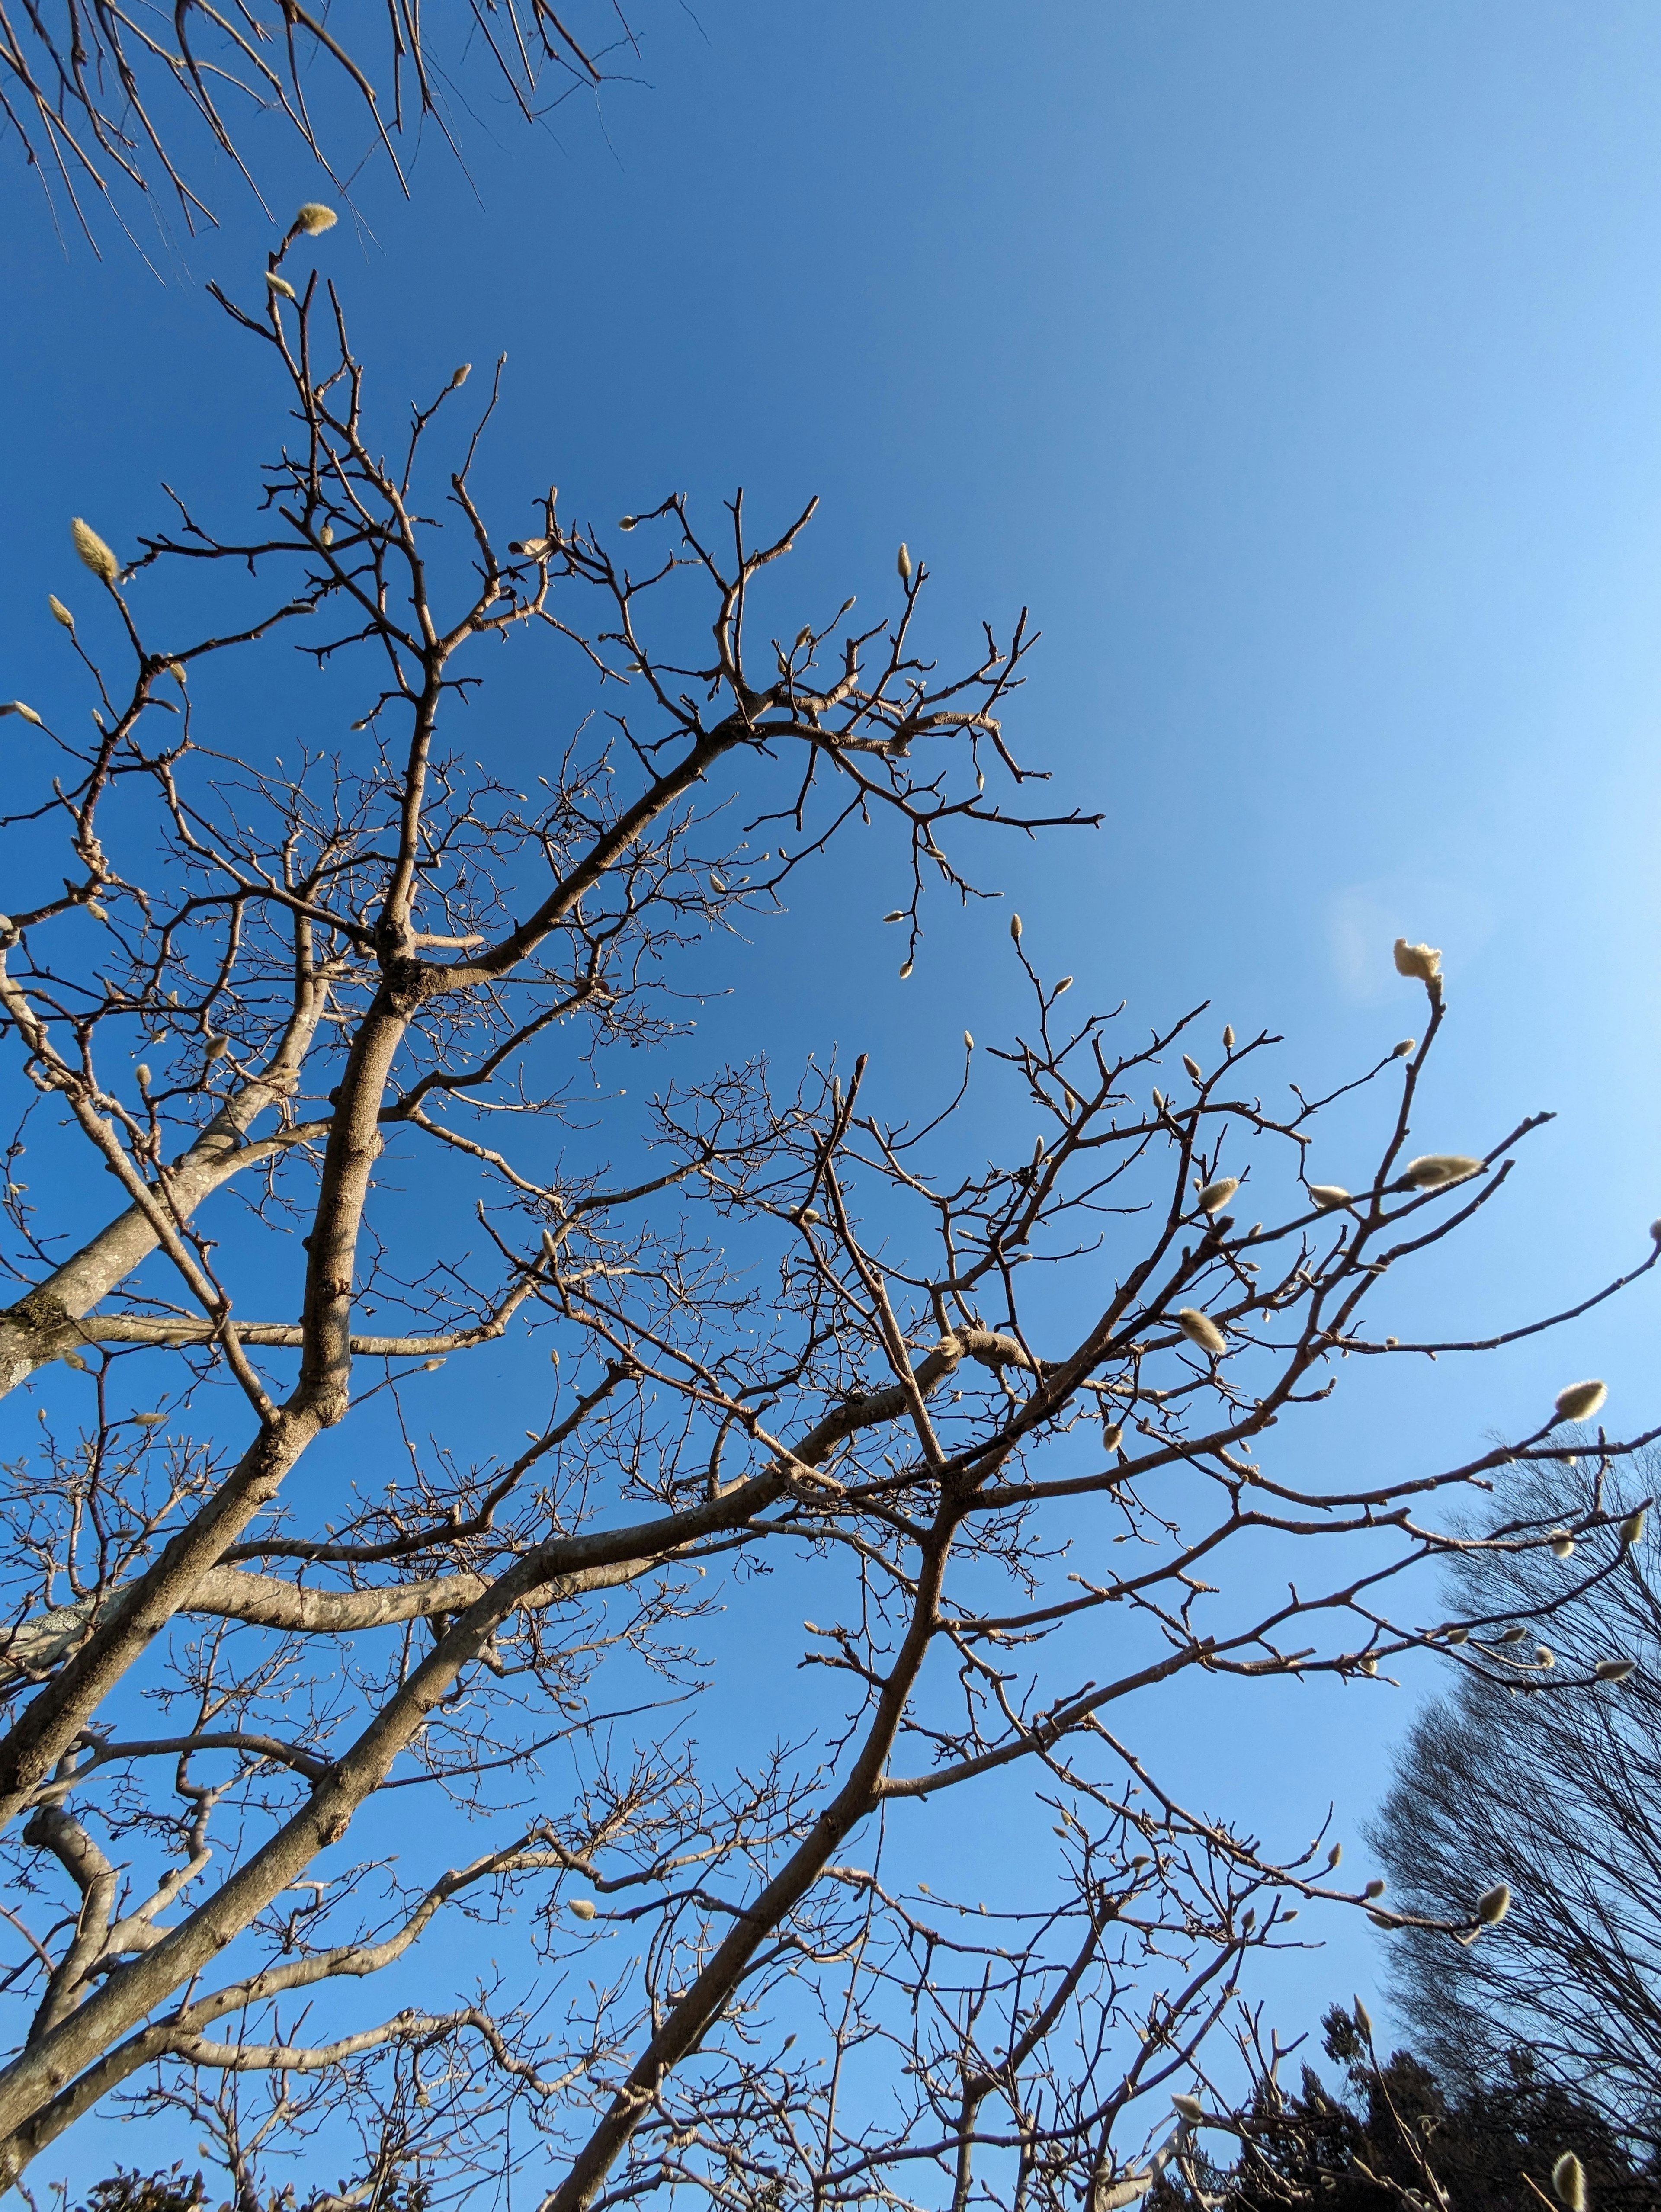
[6,0,1661,2185]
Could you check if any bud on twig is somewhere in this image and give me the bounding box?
[1475,1881,1510,1925]
[1596,1657,1637,1683]
[1171,2095,1205,2124]
[1551,2151,1587,2212]
[294,203,339,234]
[1176,1308,1227,1359]
[1196,1177,1239,1215]
[568,1898,597,1920]
[897,542,912,583]
[1392,937,1442,984]
[1309,1184,1351,1210]
[1010,914,1022,943]
[1549,1532,1575,1558]
[266,272,297,300]
[1222,1024,1235,1051]
[1393,1038,1416,1057]
[1403,1154,1483,1189]
[1619,1507,1647,1548]
[0,702,44,727]
[1554,1380,1608,1423]
[71,518,119,584]
[48,595,74,630]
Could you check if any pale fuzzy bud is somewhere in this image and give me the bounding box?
[450,363,472,388]
[294,202,338,234]
[1171,2094,1205,2124]
[61,1350,88,1372]
[266,272,298,300]
[1475,1881,1510,1925]
[1392,937,1442,984]
[963,1031,974,1050]
[320,523,334,547]
[1103,1422,1124,1452]
[1554,1379,1608,1423]
[1403,1153,1483,1189]
[0,702,44,727]
[1549,1532,1575,1559]
[1309,1184,1352,1211]
[1010,913,1022,942]
[1196,1177,1239,1215]
[48,595,74,630]
[568,1898,597,1920]
[1222,1024,1235,1051]
[1176,1308,1227,1358]
[617,516,638,532]
[423,1358,446,1372]
[1500,1625,1527,1643]
[204,1034,229,1061]
[1326,1841,1343,1869]
[1620,1507,1648,1548]
[72,517,120,583]
[1552,2151,1587,2212]
[133,1411,166,1426]
[1357,1654,1378,1676]
[1596,1656,1637,1683]
[898,959,914,980]
[1364,1878,1386,1898]
[1443,1624,1469,1644]
[1353,1997,1372,2039]
[1536,1646,1555,1668]
[797,1208,822,1225]
[166,662,186,685]
[883,910,905,923]
[1183,1053,1202,1082]
[1392,1037,1415,1057]
[135,1065,151,1088]
[897,542,913,583]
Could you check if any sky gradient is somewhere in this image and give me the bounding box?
[4,0,1661,2190]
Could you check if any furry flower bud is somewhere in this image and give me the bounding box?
[1183,1054,1202,1081]
[1548,1532,1575,1559]
[1475,1882,1510,1925]
[1403,1154,1482,1189]
[0,702,43,727]
[1222,1024,1236,1051]
[294,203,338,234]
[568,1898,597,1920]
[897,542,913,583]
[1196,1177,1239,1215]
[1393,937,1442,984]
[1392,1037,1416,1057]
[1177,1308,1227,1358]
[1364,1878,1386,1898]
[266,272,297,300]
[71,518,119,584]
[1596,1657,1637,1683]
[1552,2151,1587,2212]
[1554,1380,1608,1423]
[133,1411,166,1427]
[1010,913,1022,942]
[1171,2094,1205,2124]
[135,1065,151,1089]
[1309,1184,1352,1210]
[48,595,74,630]
[1620,1507,1648,1548]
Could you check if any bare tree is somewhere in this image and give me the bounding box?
[1371,1455,1661,2154]
[0,3,635,247]
[0,244,1655,2209]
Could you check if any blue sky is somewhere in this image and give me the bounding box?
[6,0,1661,2187]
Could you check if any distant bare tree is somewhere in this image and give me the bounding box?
[0,247,1655,2208]
[1372,1456,1661,2153]
[0,3,633,247]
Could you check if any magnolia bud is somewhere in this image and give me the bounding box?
[1353,1997,1372,2039]
[1596,1657,1637,1683]
[1171,2094,1205,2124]
[48,595,74,630]
[1010,913,1022,942]
[963,1031,974,1050]
[72,517,119,583]
[1500,1625,1527,1644]
[266,272,297,300]
[1443,1624,1469,1644]
[450,363,471,388]
[1103,1422,1124,1452]
[1403,1154,1483,1189]
[320,523,334,548]
[1392,937,1442,984]
[1196,1177,1239,1215]
[1222,1024,1235,1051]
[0,702,44,727]
[1393,1038,1415,1057]
[133,1411,166,1427]
[204,1034,229,1061]
[1309,1184,1351,1211]
[1326,1842,1343,1869]
[294,202,338,234]
[1364,1878,1386,1898]
[423,1358,445,1372]
[1475,1882,1510,1925]
[568,1898,597,1920]
[1619,1507,1648,1548]
[617,516,638,532]
[1548,1532,1575,1559]
[1552,2151,1587,2212]
[1536,1647,1555,1668]
[1183,1054,1202,1081]
[61,1350,88,1371]
[898,959,914,980]
[1554,1379,1608,1423]
[897,542,913,583]
[884,910,905,923]
[1176,1308,1227,1358]
[1357,1654,1378,1676]
[135,1065,151,1088]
